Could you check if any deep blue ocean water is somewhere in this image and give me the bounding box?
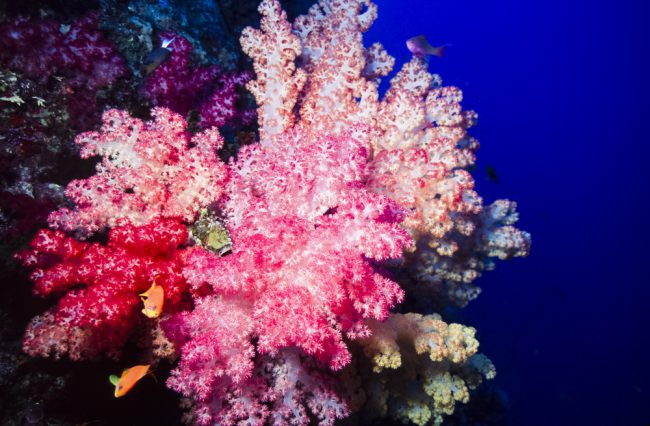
[368,0,650,424]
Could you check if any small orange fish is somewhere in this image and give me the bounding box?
[139,279,164,318]
[406,35,446,58]
[110,364,150,398]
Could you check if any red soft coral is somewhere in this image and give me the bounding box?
[16,218,190,360]
[48,108,226,236]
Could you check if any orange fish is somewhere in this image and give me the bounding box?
[139,279,164,318]
[110,364,150,398]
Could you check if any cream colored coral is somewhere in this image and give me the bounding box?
[424,372,470,416]
[354,313,494,425]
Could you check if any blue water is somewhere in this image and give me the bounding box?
[368,1,650,425]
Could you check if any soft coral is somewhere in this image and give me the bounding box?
[16,218,191,360]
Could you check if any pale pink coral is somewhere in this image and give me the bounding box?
[240,0,307,144]
[48,108,226,236]
[165,125,410,423]
[241,0,529,291]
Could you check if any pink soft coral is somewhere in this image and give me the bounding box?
[15,218,190,360]
[166,126,410,423]
[185,126,410,365]
[48,108,226,236]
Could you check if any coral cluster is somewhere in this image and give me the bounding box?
[11,0,530,425]
[0,13,129,130]
[165,125,411,423]
[355,314,496,426]
[143,31,254,129]
[48,108,226,236]
[15,218,191,360]
[13,106,226,363]
[0,13,130,268]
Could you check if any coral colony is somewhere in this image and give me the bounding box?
[12,0,530,425]
[142,31,255,129]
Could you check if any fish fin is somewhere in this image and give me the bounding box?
[139,282,156,298]
[142,309,160,319]
[109,374,120,386]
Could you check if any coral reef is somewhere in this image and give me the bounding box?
[7,0,530,425]
[0,13,129,131]
[0,13,130,269]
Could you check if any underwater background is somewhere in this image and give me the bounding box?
[0,0,648,425]
[369,0,650,425]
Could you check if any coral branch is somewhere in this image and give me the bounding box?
[354,313,495,426]
[240,0,306,143]
[48,108,226,236]
[15,218,190,360]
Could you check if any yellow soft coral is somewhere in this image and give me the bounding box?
[354,313,494,425]
[424,372,470,418]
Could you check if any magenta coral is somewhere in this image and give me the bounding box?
[190,127,410,365]
[15,218,190,360]
[142,32,254,129]
[0,13,129,130]
[166,126,410,423]
[48,107,227,236]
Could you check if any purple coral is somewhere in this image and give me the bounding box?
[142,31,254,129]
[0,13,129,130]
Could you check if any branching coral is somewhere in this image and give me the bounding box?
[232,1,528,423]
[169,126,411,423]
[142,32,254,129]
[353,313,495,426]
[48,107,226,236]
[240,0,306,143]
[15,218,190,360]
[168,347,349,426]
[244,0,530,291]
[410,199,531,307]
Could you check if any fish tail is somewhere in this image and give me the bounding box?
[428,45,446,58]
